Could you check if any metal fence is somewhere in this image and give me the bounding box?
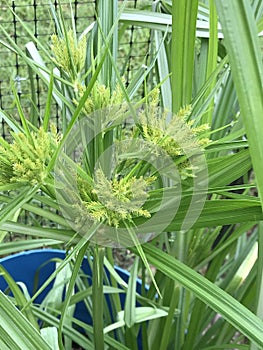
[0,0,152,124]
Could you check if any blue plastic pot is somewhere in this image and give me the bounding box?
[0,249,143,347]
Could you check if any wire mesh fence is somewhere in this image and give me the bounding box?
[0,0,152,119]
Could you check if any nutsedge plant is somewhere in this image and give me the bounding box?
[0,1,263,350]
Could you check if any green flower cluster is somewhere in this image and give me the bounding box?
[0,126,60,185]
[75,80,125,115]
[51,29,86,75]
[76,169,155,228]
[139,102,210,159]
[142,114,209,155]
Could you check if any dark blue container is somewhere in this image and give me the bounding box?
[0,249,143,348]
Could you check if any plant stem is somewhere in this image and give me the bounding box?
[175,231,187,348]
[251,222,263,350]
[201,0,218,126]
[159,284,180,350]
[96,0,118,88]
[215,0,263,205]
[171,0,198,113]
[92,245,105,350]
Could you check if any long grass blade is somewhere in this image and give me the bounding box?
[251,221,263,350]
[142,244,263,348]
[0,292,51,350]
[0,239,62,256]
[201,0,218,125]
[92,246,105,350]
[124,257,139,328]
[0,186,39,226]
[171,0,198,112]
[58,242,89,349]
[0,266,38,329]
[215,0,263,205]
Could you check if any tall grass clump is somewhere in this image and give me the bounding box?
[0,1,263,349]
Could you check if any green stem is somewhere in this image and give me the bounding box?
[96,0,118,87]
[92,245,105,350]
[175,231,187,348]
[159,285,180,350]
[171,0,198,113]
[251,222,263,350]
[201,0,218,126]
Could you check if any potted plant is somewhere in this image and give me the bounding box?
[0,1,263,349]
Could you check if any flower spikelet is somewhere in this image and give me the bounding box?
[51,29,86,74]
[77,169,154,227]
[75,80,125,116]
[0,127,60,185]
[136,95,210,178]
[140,105,208,156]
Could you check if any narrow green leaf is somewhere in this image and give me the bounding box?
[120,9,224,38]
[211,73,238,141]
[0,337,12,350]
[43,74,54,132]
[0,239,61,256]
[32,306,95,349]
[0,193,68,227]
[0,292,52,350]
[40,327,59,350]
[58,242,89,349]
[154,30,172,110]
[251,222,263,350]
[201,0,218,125]
[105,307,168,334]
[92,246,105,350]
[202,345,249,350]
[215,0,263,206]
[124,256,139,328]
[124,223,161,297]
[96,0,118,88]
[141,244,263,348]
[12,85,33,142]
[0,186,39,226]
[135,195,262,231]
[207,149,251,187]
[0,221,74,243]
[21,233,96,311]
[126,41,166,100]
[25,41,72,109]
[171,0,198,112]
[0,110,22,133]
[0,266,38,328]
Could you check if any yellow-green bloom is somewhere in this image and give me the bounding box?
[0,126,60,185]
[75,80,125,115]
[51,29,86,75]
[76,169,155,228]
[139,104,210,158]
